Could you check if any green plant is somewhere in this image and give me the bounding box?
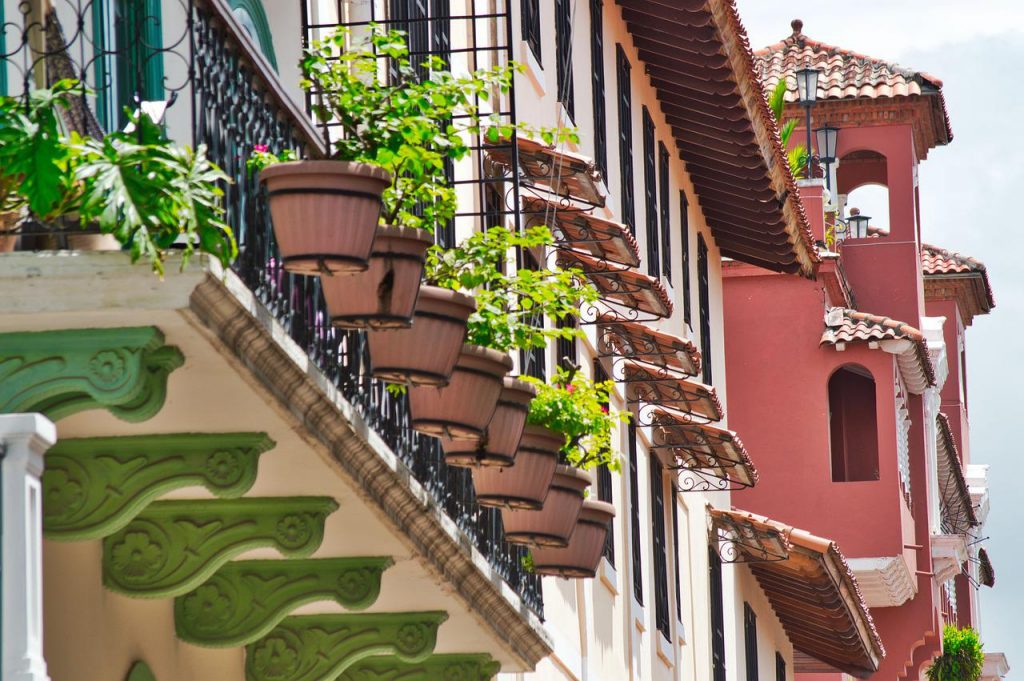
[250,27,576,233]
[926,626,985,681]
[0,80,236,275]
[521,366,630,470]
[426,225,598,353]
[768,78,809,180]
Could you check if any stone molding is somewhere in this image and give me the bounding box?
[847,555,917,607]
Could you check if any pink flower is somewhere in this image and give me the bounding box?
[253,144,269,153]
[566,385,576,394]
[601,406,609,414]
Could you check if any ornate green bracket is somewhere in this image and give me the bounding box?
[44,432,274,541]
[0,327,183,422]
[103,497,338,599]
[336,655,501,681]
[246,612,447,681]
[175,557,393,648]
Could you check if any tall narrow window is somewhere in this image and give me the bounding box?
[521,0,541,63]
[709,547,726,681]
[616,45,634,234]
[556,316,578,370]
[828,365,879,482]
[595,358,615,563]
[430,0,451,62]
[96,0,165,130]
[672,488,683,622]
[744,603,759,681]
[651,455,670,640]
[659,143,672,281]
[775,652,787,681]
[697,235,712,385]
[681,191,692,326]
[642,108,660,278]
[390,0,430,78]
[589,0,607,178]
[554,0,574,120]
[628,421,643,604]
[518,249,546,380]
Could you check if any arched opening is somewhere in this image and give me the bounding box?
[828,364,879,482]
[844,184,890,237]
[837,149,890,237]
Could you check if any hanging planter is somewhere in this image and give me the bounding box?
[472,424,563,509]
[259,161,390,276]
[408,344,512,440]
[532,500,616,578]
[367,286,475,386]
[501,465,592,547]
[443,377,535,467]
[322,225,433,329]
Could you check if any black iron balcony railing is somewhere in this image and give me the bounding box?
[4,0,541,615]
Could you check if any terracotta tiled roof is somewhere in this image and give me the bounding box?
[711,509,885,677]
[821,308,936,391]
[616,1,818,277]
[921,243,995,325]
[755,19,952,157]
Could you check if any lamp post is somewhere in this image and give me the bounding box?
[814,124,839,191]
[848,209,871,239]
[794,65,821,178]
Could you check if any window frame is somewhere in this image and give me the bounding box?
[594,358,615,564]
[709,546,726,681]
[744,602,759,681]
[521,0,542,63]
[642,107,660,279]
[672,487,683,622]
[589,0,607,178]
[628,421,643,604]
[554,0,574,121]
[681,191,692,326]
[659,142,672,282]
[651,454,671,639]
[698,234,712,385]
[616,45,635,234]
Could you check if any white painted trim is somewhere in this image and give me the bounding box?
[598,556,618,595]
[847,555,917,607]
[520,40,546,95]
[1,413,57,681]
[656,629,675,668]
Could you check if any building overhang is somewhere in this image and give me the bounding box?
[981,652,1010,681]
[710,510,885,678]
[846,556,917,607]
[936,413,979,533]
[930,534,969,583]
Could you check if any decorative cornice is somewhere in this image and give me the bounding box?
[103,497,337,598]
[847,555,917,607]
[175,557,392,647]
[43,432,273,540]
[245,612,447,681]
[336,655,501,681]
[0,326,183,421]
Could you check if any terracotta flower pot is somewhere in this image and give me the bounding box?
[260,160,390,276]
[0,211,19,253]
[473,425,563,509]
[367,286,475,386]
[322,225,433,330]
[442,377,535,467]
[532,500,616,578]
[501,465,592,547]
[409,344,512,440]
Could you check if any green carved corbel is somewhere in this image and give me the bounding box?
[0,326,183,421]
[336,655,501,681]
[175,557,393,647]
[245,612,448,681]
[103,497,338,598]
[44,432,274,541]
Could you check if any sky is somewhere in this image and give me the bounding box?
[736,1,1024,672]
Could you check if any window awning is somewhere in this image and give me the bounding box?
[619,359,722,421]
[649,407,757,490]
[978,547,995,588]
[557,251,673,320]
[485,136,608,206]
[523,196,640,267]
[597,315,700,376]
[710,509,886,678]
[936,413,978,534]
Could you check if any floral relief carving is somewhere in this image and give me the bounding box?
[88,350,130,389]
[110,531,167,579]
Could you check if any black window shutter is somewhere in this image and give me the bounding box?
[642,108,659,278]
[554,0,574,120]
[616,45,634,234]
[589,0,607,178]
[681,192,692,326]
[628,421,643,604]
[745,603,759,681]
[651,455,670,639]
[698,234,712,385]
[659,142,672,282]
[710,547,726,681]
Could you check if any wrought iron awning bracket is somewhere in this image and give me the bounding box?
[712,524,790,565]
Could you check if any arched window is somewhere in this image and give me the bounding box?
[828,365,879,482]
[231,0,278,70]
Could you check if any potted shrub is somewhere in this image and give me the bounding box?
[496,367,626,547]
[405,225,596,440]
[926,626,985,681]
[531,499,616,578]
[253,26,518,329]
[0,80,236,274]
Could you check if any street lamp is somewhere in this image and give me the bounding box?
[848,209,871,239]
[794,65,821,178]
[814,124,839,191]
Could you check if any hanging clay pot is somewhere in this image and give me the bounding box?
[532,500,616,578]
[322,225,433,329]
[472,425,563,509]
[501,465,592,547]
[260,160,390,276]
[367,286,475,386]
[442,377,535,467]
[408,344,512,440]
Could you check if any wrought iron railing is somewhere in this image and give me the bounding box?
[3,0,541,615]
